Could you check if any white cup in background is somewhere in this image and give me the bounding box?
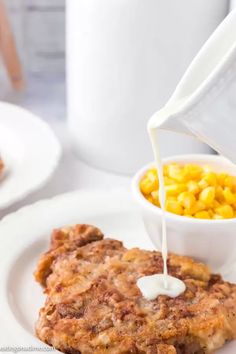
[67,0,229,174]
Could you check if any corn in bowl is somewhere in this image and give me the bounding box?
[140,163,236,219]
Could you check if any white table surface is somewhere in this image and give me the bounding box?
[0,75,130,219]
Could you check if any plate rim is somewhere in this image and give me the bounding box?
[0,102,61,209]
[0,189,135,346]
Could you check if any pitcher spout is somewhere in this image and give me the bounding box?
[147,101,192,136]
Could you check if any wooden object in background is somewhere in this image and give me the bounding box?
[0,0,24,90]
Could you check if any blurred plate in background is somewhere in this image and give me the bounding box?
[0,102,61,209]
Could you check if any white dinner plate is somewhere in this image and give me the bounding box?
[0,190,235,353]
[0,102,61,209]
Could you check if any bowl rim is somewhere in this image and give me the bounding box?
[132,154,236,225]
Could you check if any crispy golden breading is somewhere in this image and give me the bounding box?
[35,224,236,354]
[0,158,4,177]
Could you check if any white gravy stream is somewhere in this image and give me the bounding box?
[137,127,186,300]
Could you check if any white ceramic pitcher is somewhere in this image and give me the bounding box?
[149,9,236,164]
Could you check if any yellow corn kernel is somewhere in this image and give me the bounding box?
[167,196,178,201]
[199,186,215,205]
[184,164,203,179]
[165,164,180,176]
[177,191,196,209]
[215,185,224,201]
[182,200,205,216]
[198,179,209,190]
[231,176,236,190]
[194,200,206,213]
[223,187,236,204]
[168,167,189,183]
[148,167,158,175]
[224,176,235,189]
[140,177,157,195]
[165,200,183,215]
[183,208,194,216]
[151,190,159,206]
[164,176,175,185]
[147,171,159,187]
[187,180,200,195]
[163,165,169,176]
[212,200,221,209]
[165,184,187,196]
[146,169,158,183]
[183,207,194,216]
[217,172,227,187]
[208,209,214,218]
[202,172,217,186]
[147,196,154,204]
[216,205,234,219]
[213,214,224,220]
[194,211,210,219]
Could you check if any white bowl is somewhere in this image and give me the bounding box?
[132,154,236,274]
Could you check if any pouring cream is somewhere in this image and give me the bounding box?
[137,123,186,300]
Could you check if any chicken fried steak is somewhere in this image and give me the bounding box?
[35,224,236,353]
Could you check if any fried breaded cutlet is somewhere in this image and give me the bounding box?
[35,224,236,354]
[0,158,4,177]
